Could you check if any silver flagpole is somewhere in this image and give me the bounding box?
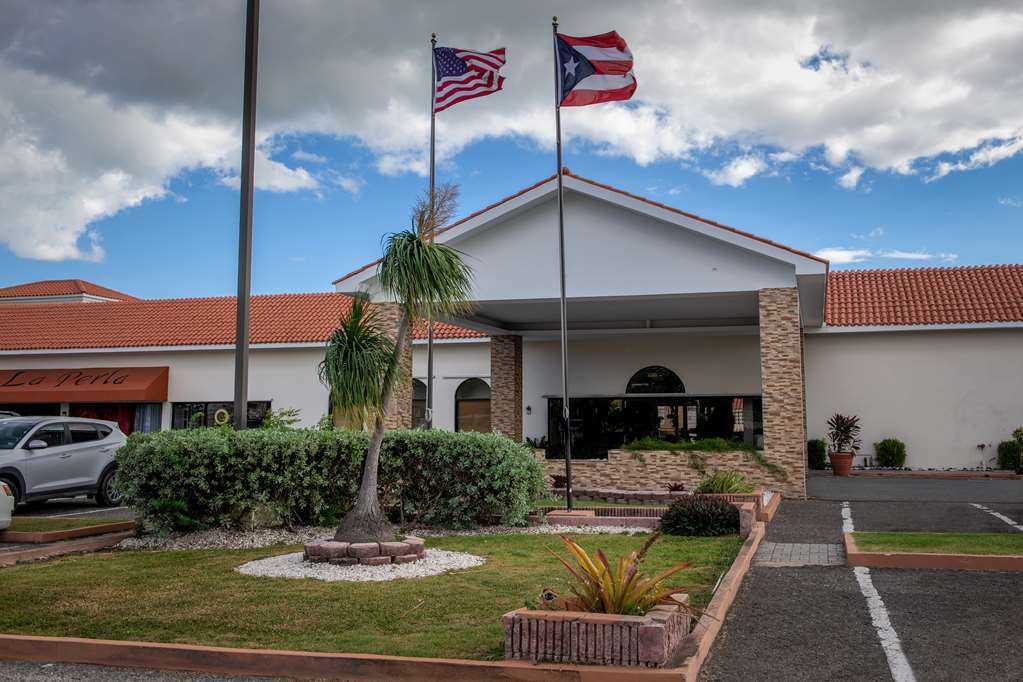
[233,0,260,430]
[552,17,573,510]
[425,32,437,430]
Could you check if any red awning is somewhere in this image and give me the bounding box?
[0,367,168,403]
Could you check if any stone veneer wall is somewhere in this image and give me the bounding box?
[490,335,523,442]
[377,303,412,430]
[539,450,787,492]
[758,287,807,497]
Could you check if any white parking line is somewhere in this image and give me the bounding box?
[845,500,917,682]
[970,503,1023,532]
[43,506,129,518]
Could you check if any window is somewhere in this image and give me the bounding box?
[626,366,685,394]
[455,378,491,433]
[69,423,100,443]
[412,379,427,429]
[32,424,67,448]
[97,425,112,439]
[171,401,270,429]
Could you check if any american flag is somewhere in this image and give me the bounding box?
[433,46,506,113]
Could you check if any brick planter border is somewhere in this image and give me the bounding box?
[304,535,425,566]
[503,595,690,668]
[843,532,1023,571]
[0,521,135,545]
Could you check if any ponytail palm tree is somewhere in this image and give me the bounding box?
[326,185,474,543]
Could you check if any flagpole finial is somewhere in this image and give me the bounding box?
[431,32,437,46]
[552,16,558,26]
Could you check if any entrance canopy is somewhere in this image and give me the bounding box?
[335,172,829,335]
[0,367,169,403]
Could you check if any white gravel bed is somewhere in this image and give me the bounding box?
[236,549,484,582]
[118,522,648,552]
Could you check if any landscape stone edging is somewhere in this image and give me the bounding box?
[0,521,136,545]
[303,535,426,566]
[843,532,1023,572]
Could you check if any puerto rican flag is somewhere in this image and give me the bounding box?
[556,31,636,107]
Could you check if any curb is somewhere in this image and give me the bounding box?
[848,471,1022,480]
[0,634,685,681]
[757,494,781,523]
[843,532,1023,571]
[0,521,136,545]
[0,531,132,568]
[671,521,766,681]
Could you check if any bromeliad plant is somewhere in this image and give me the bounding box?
[540,533,690,615]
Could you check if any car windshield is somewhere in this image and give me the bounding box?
[0,420,37,449]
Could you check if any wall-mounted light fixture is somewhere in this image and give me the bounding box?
[525,405,532,415]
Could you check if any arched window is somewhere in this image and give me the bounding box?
[625,366,685,394]
[412,379,427,429]
[455,378,491,433]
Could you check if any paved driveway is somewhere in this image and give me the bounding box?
[702,492,1023,681]
[808,472,1023,503]
[16,497,135,522]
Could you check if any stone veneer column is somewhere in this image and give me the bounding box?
[376,303,412,430]
[758,288,807,497]
[490,335,523,442]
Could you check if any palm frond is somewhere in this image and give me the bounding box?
[379,230,474,319]
[317,296,397,426]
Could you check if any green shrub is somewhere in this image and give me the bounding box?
[115,428,544,532]
[873,438,907,468]
[624,436,758,453]
[693,471,755,494]
[660,496,739,537]
[997,440,1022,472]
[807,439,828,470]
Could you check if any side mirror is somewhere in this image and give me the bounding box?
[27,439,48,450]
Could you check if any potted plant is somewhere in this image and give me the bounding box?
[826,413,861,476]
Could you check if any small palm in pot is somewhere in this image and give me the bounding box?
[826,413,861,476]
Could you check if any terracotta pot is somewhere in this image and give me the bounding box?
[829,451,854,476]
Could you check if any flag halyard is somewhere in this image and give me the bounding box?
[433,46,507,113]
[556,31,636,106]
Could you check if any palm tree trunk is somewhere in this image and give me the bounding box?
[334,307,409,543]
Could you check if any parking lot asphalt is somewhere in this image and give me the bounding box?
[870,569,1023,681]
[15,497,135,522]
[700,565,893,681]
[0,662,276,681]
[808,473,1023,503]
[848,500,1017,533]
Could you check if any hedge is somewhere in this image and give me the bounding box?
[115,428,545,532]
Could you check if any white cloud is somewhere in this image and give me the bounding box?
[292,149,327,164]
[879,249,958,262]
[814,247,873,264]
[851,226,884,239]
[998,196,1023,208]
[3,1,1023,259]
[838,166,864,189]
[220,148,319,192]
[327,171,366,197]
[703,155,766,187]
[927,135,1023,182]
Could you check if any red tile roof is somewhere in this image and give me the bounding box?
[332,170,825,285]
[0,279,138,301]
[825,265,1023,327]
[0,294,483,351]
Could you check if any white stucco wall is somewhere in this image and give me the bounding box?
[805,328,1023,469]
[522,333,762,439]
[0,347,330,429]
[411,340,490,431]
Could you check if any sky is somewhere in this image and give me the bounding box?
[1,0,1021,299]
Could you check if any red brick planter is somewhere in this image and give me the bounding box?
[303,536,425,566]
[503,594,690,668]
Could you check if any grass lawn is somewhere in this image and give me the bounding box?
[6,516,118,533]
[854,532,1023,556]
[0,533,741,660]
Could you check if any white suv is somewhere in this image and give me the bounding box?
[0,417,127,507]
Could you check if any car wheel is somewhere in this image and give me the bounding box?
[96,468,123,507]
[0,477,21,504]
